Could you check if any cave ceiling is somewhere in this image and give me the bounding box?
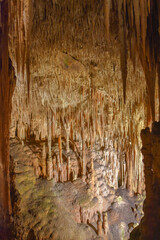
[3,0,159,143]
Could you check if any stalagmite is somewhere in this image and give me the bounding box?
[58,134,62,164]
[81,128,86,180]
[47,108,53,180]
[57,155,61,181]
[103,212,109,237]
[90,152,95,195]
[41,142,47,177]
[65,125,70,154]
[53,156,56,171]
[67,156,71,181]
[97,212,103,236]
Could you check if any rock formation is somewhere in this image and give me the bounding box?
[140,122,160,240]
[0,0,160,239]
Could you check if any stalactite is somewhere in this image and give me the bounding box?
[47,108,53,180]
[90,152,95,195]
[140,0,147,56]
[41,142,47,177]
[104,0,111,41]
[81,127,86,180]
[118,0,127,103]
[5,3,158,238]
[157,64,160,121]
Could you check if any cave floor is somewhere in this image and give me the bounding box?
[9,138,144,240]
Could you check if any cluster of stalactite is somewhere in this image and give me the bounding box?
[8,0,160,124]
[6,0,160,116]
[32,0,105,51]
[139,122,160,240]
[105,0,160,121]
[24,0,160,123]
[11,79,146,195]
[2,0,160,237]
[8,0,32,94]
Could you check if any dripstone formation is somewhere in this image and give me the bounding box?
[0,0,160,240]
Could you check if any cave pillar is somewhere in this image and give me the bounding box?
[81,128,86,180]
[126,147,133,196]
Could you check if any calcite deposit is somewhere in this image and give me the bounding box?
[1,0,160,240]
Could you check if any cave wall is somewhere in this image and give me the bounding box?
[140,122,160,240]
[0,0,11,236]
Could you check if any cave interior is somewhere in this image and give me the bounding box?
[0,0,160,239]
